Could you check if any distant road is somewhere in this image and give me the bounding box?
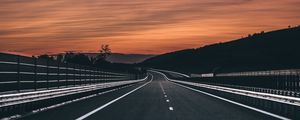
[21,72,279,120]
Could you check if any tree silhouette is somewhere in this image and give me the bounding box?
[63,52,75,63]
[94,44,112,65]
[56,54,64,62]
[70,54,91,66]
[98,44,111,60]
[37,54,54,60]
[62,52,92,65]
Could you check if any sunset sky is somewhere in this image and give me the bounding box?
[0,0,300,55]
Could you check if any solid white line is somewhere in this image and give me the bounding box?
[0,81,18,84]
[0,71,17,74]
[75,74,153,120]
[173,82,291,120]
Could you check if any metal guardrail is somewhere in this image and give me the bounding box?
[188,69,300,94]
[204,83,300,98]
[216,69,300,77]
[0,53,139,93]
[0,78,146,108]
[191,69,300,78]
[0,75,148,119]
[0,53,147,119]
[0,60,127,76]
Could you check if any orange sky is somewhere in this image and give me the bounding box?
[0,0,300,55]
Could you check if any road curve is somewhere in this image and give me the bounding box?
[21,72,279,120]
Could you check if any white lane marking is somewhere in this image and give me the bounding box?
[159,82,166,94]
[173,82,291,120]
[76,74,153,120]
[152,70,291,120]
[158,75,174,112]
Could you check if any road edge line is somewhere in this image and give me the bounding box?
[75,74,153,120]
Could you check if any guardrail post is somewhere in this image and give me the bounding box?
[66,63,68,87]
[86,67,88,84]
[292,75,295,92]
[46,59,49,89]
[297,74,300,92]
[92,68,94,84]
[57,62,60,88]
[276,75,280,90]
[93,68,96,84]
[84,66,85,85]
[96,68,99,84]
[91,68,93,84]
[94,68,96,83]
[88,67,91,84]
[79,65,82,86]
[294,75,297,92]
[285,75,288,91]
[82,66,86,85]
[17,55,20,92]
[73,64,76,86]
[34,58,37,91]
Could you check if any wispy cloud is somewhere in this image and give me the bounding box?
[0,0,299,55]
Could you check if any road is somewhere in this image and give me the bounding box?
[21,72,279,120]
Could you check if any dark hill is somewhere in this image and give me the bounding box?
[141,26,300,74]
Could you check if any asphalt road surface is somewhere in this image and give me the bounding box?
[21,72,280,120]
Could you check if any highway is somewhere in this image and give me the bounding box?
[20,72,280,120]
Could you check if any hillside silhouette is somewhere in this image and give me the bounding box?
[141,26,300,74]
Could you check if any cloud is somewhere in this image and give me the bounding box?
[0,0,300,55]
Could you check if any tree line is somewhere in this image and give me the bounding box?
[37,44,111,67]
[36,44,145,74]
